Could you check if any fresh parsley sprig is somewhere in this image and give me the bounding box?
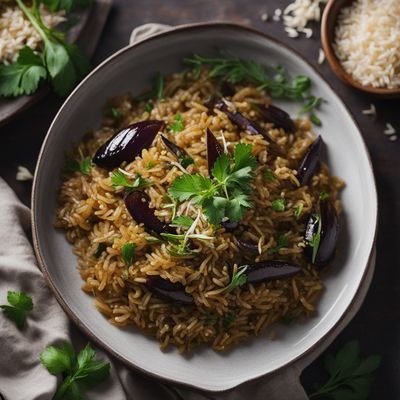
[65,148,91,175]
[0,291,33,329]
[268,235,289,254]
[121,242,136,266]
[168,143,257,226]
[40,342,110,400]
[169,114,184,133]
[310,214,322,264]
[308,340,381,400]
[1,0,89,98]
[111,170,151,191]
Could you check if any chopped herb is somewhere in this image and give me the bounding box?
[271,198,286,212]
[171,215,195,228]
[66,149,92,175]
[0,291,33,329]
[111,170,151,191]
[281,312,295,325]
[310,214,322,264]
[264,169,276,182]
[40,342,110,400]
[184,54,314,101]
[204,311,218,326]
[298,96,323,115]
[168,143,257,226]
[223,266,248,292]
[145,161,156,170]
[180,155,194,168]
[107,107,123,119]
[310,113,322,126]
[268,235,289,254]
[320,191,330,200]
[144,101,154,113]
[93,243,107,258]
[145,236,163,244]
[294,203,304,220]
[121,243,136,266]
[169,114,184,133]
[308,340,381,399]
[223,311,236,329]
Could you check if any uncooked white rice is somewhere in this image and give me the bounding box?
[333,0,400,88]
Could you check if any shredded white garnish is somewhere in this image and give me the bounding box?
[220,131,228,153]
[318,48,325,64]
[384,123,396,135]
[361,104,376,116]
[16,166,34,181]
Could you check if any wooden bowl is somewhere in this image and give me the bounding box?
[321,0,400,99]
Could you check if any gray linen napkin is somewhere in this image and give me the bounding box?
[0,178,311,400]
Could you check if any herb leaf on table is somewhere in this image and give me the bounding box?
[41,342,110,400]
[308,340,381,400]
[0,291,33,329]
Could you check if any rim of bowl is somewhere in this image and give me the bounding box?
[321,0,400,98]
[31,21,378,392]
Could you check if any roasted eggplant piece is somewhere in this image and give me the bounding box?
[304,198,339,266]
[146,276,193,304]
[243,261,301,283]
[125,191,175,235]
[257,104,296,133]
[221,220,239,232]
[160,135,194,168]
[214,99,284,155]
[206,128,223,174]
[93,120,165,169]
[297,135,322,186]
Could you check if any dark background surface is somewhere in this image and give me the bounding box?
[1,0,399,398]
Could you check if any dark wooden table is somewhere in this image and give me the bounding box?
[1,1,399,398]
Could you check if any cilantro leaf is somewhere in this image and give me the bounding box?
[145,102,154,112]
[233,143,257,172]
[0,291,33,329]
[222,311,236,329]
[106,107,123,119]
[223,266,248,292]
[264,169,276,182]
[121,243,136,266]
[41,342,110,400]
[211,153,230,183]
[171,215,194,228]
[66,149,91,175]
[111,170,150,190]
[225,192,252,222]
[268,234,289,254]
[203,196,229,225]
[320,191,330,200]
[271,198,286,212]
[310,214,322,264]
[294,203,304,220]
[0,46,47,97]
[169,114,184,133]
[168,174,215,202]
[308,340,381,400]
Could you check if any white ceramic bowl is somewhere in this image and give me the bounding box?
[32,23,377,393]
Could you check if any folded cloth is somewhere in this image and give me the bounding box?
[0,178,307,400]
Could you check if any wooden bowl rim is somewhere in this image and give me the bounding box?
[321,0,400,98]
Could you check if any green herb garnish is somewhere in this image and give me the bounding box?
[93,243,107,258]
[0,291,33,329]
[145,236,163,244]
[65,149,92,175]
[223,311,236,329]
[184,54,313,101]
[310,113,322,126]
[180,155,194,168]
[308,340,381,399]
[268,235,289,254]
[145,101,154,113]
[264,169,277,182]
[294,203,304,220]
[0,46,47,97]
[223,266,248,292]
[121,242,136,266]
[40,342,110,400]
[111,170,151,191]
[320,191,330,201]
[107,107,123,119]
[8,0,89,98]
[204,311,218,326]
[145,161,156,170]
[310,214,322,264]
[168,143,257,226]
[271,198,286,212]
[170,215,195,228]
[169,113,184,133]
